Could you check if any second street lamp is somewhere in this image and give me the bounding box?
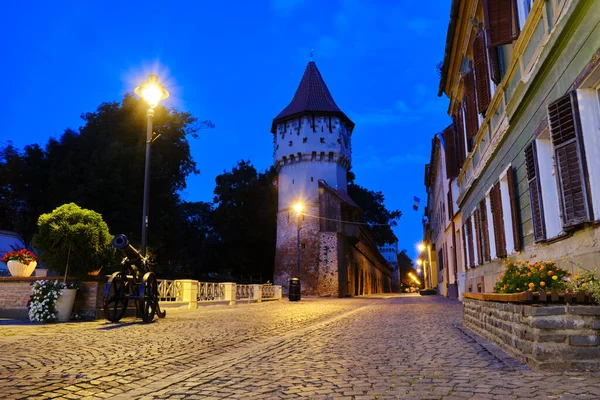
[134,74,169,257]
[289,202,303,301]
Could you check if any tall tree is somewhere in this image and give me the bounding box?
[347,171,401,246]
[0,94,210,272]
[212,161,278,279]
[397,249,419,288]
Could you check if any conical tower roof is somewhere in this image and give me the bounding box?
[271,61,354,132]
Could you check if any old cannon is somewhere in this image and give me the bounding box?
[103,234,166,323]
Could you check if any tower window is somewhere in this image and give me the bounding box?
[328,152,334,161]
[276,145,279,150]
[289,141,292,146]
[320,138,325,144]
[320,152,325,161]
[292,179,294,184]
[303,137,307,143]
[337,138,341,144]
[311,177,314,182]
[302,243,306,249]
[311,151,317,161]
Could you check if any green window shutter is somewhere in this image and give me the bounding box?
[463,70,479,143]
[547,91,591,228]
[524,141,546,242]
[454,107,466,169]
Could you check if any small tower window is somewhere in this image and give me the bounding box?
[311,177,314,182]
[320,151,325,161]
[337,138,341,144]
[289,141,293,146]
[320,138,325,144]
[301,243,306,249]
[290,154,295,164]
[276,145,279,150]
[328,152,334,161]
[292,179,295,184]
[297,152,302,161]
[303,137,307,143]
[311,151,316,161]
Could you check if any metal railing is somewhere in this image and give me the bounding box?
[157,280,183,301]
[197,282,225,302]
[236,284,254,300]
[261,285,275,299]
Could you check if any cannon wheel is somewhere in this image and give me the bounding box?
[103,272,128,322]
[139,272,165,323]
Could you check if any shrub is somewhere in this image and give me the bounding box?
[32,203,115,277]
[494,259,570,294]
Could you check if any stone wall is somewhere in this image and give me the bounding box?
[0,277,104,320]
[463,298,600,370]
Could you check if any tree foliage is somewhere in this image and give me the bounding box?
[347,171,401,246]
[212,161,278,279]
[32,203,115,277]
[397,249,419,287]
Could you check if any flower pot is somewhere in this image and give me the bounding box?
[55,288,77,322]
[7,260,37,278]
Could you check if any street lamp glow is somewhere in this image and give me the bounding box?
[135,74,169,108]
[293,202,303,214]
[417,268,422,274]
[417,243,426,252]
[416,259,423,267]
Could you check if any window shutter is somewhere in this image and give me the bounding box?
[490,182,507,257]
[454,108,466,169]
[463,70,479,141]
[548,91,591,227]
[473,30,491,114]
[479,198,491,261]
[461,227,468,271]
[443,124,459,179]
[474,209,482,265]
[483,0,520,47]
[465,217,475,268]
[447,187,454,221]
[506,167,521,252]
[524,141,546,241]
[488,44,501,84]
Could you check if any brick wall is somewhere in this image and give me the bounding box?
[463,298,600,370]
[0,277,104,320]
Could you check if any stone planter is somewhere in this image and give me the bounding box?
[463,296,600,371]
[7,260,37,278]
[55,288,77,322]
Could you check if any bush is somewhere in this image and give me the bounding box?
[32,203,115,277]
[494,259,570,293]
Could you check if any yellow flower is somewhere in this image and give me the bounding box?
[529,282,535,287]
[548,271,553,276]
[552,275,558,281]
[516,288,521,291]
[540,281,546,287]
[582,282,587,287]
[527,272,532,277]
[574,275,579,280]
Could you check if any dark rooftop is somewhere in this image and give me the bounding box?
[272,61,353,132]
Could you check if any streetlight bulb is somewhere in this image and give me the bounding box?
[141,85,163,108]
[416,259,423,266]
[417,243,426,252]
[293,203,303,214]
[417,268,422,274]
[135,74,169,109]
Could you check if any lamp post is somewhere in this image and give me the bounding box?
[289,202,303,301]
[134,74,169,257]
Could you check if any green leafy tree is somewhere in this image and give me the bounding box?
[212,161,277,279]
[397,249,419,288]
[32,203,116,277]
[347,171,401,246]
[0,95,212,273]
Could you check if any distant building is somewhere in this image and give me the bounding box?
[272,61,392,296]
[378,241,399,292]
[423,0,600,296]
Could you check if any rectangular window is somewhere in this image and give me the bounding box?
[490,182,506,257]
[547,91,591,227]
[485,191,497,259]
[517,0,532,31]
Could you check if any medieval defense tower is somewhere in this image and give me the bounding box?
[271,61,355,295]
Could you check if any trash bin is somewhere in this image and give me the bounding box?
[289,278,301,301]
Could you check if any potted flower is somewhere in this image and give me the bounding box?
[1,249,38,278]
[28,280,79,322]
[32,203,115,321]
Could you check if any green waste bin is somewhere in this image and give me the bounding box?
[289,278,301,301]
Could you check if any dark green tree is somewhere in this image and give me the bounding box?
[212,161,277,280]
[397,249,419,288]
[347,171,401,246]
[0,94,211,273]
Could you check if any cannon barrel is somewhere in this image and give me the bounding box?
[112,234,144,264]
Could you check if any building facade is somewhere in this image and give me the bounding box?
[424,0,600,296]
[272,61,392,296]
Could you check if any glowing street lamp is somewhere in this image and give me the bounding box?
[135,74,169,257]
[417,243,426,253]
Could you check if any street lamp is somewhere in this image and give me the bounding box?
[417,243,426,252]
[289,202,303,301]
[135,74,169,257]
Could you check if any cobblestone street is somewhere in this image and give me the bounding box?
[2,294,600,399]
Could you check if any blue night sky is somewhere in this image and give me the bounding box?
[0,0,451,261]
